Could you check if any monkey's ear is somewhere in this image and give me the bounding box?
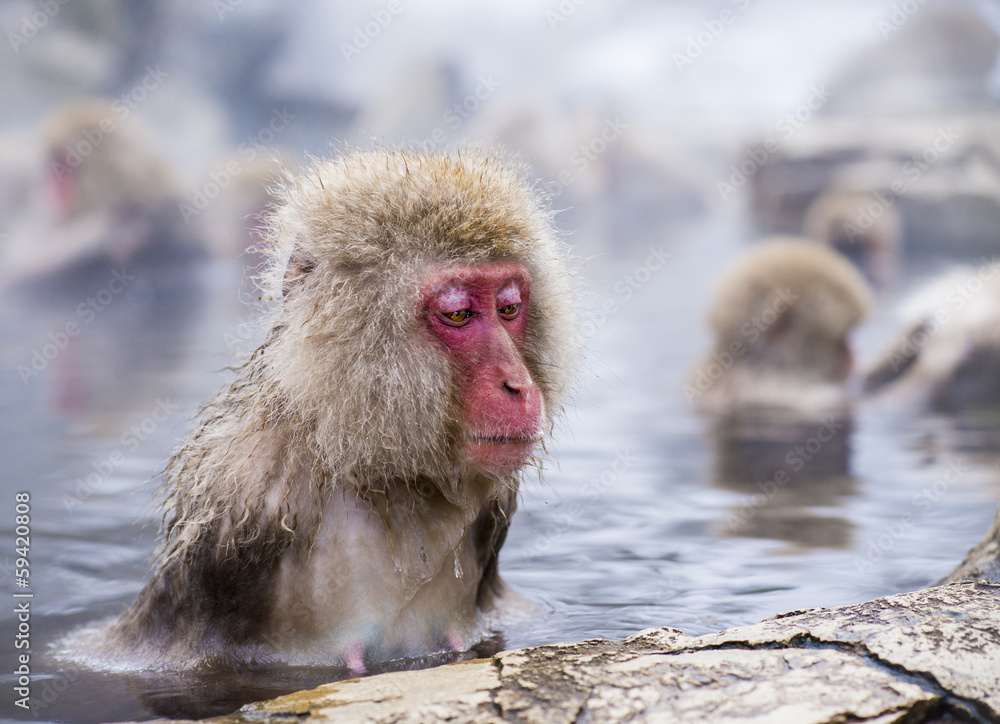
[283,246,317,298]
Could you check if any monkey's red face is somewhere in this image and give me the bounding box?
[48,150,77,217]
[422,262,544,474]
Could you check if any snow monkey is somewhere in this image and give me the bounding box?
[75,147,577,673]
[863,268,1000,411]
[2,99,203,291]
[802,189,901,289]
[687,239,873,417]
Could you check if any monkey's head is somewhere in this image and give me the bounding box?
[802,190,901,288]
[263,147,576,500]
[707,239,872,385]
[43,99,177,219]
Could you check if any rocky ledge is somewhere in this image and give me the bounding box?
[171,581,1000,724]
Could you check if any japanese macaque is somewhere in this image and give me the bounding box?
[803,189,901,289]
[67,148,577,673]
[2,99,203,292]
[864,268,1000,410]
[687,239,873,417]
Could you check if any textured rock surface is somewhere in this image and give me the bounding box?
[145,582,1000,724]
[945,505,1000,586]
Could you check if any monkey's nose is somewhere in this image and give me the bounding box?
[499,365,534,397]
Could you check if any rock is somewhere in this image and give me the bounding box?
[946,505,1000,585]
[170,581,1000,724]
[747,113,1000,261]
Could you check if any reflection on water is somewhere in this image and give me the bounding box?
[710,413,857,551]
[1,212,999,722]
[52,638,503,721]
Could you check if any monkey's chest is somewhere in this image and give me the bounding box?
[270,495,486,662]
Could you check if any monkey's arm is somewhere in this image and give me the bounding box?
[109,421,308,668]
[470,488,518,610]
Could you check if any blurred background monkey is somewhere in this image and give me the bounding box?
[688,239,873,419]
[1,99,204,295]
[864,267,1000,411]
[802,189,902,290]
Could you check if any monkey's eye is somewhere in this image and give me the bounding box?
[440,309,475,326]
[498,303,521,319]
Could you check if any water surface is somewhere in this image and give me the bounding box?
[1,217,997,722]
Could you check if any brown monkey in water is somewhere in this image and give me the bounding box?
[863,268,1000,411]
[2,99,203,293]
[66,147,577,673]
[687,239,872,417]
[802,189,901,289]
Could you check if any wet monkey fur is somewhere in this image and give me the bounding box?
[71,148,577,672]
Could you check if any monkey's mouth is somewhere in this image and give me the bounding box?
[464,433,541,472]
[467,434,542,444]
